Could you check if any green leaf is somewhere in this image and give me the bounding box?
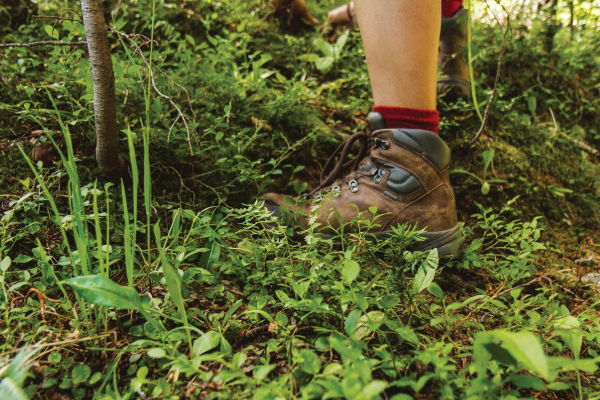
[391,395,414,400]
[315,57,334,71]
[158,377,171,395]
[275,312,288,327]
[199,240,220,270]
[147,348,166,359]
[527,96,537,116]
[12,255,34,264]
[192,331,221,357]
[345,309,361,337]
[253,364,276,380]
[341,259,360,284]
[379,295,400,309]
[473,330,549,380]
[44,25,59,40]
[0,256,10,272]
[223,300,243,326]
[482,149,495,172]
[357,381,387,399]
[64,275,143,310]
[353,311,385,340]
[547,382,571,391]
[48,352,61,363]
[414,249,438,293]
[509,375,546,391]
[427,282,444,299]
[72,364,91,385]
[298,349,321,375]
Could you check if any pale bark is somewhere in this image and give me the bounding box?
[81,0,124,180]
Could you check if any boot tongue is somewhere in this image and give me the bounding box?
[367,112,386,132]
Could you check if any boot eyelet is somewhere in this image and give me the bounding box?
[349,180,359,193]
[373,168,387,184]
[313,194,323,202]
[331,186,341,197]
[381,140,390,150]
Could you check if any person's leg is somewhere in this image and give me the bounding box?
[355,0,440,111]
[327,0,470,99]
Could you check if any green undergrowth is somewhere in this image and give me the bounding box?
[1,0,600,399]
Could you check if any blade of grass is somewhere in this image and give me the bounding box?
[466,0,483,122]
[121,182,134,288]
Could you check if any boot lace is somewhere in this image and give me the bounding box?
[308,131,371,197]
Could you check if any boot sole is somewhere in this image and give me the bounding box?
[316,225,463,259]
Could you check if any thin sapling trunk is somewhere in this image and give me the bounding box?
[81,0,124,180]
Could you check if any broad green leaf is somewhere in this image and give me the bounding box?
[298,349,321,375]
[275,312,288,327]
[199,240,220,270]
[341,259,360,283]
[253,364,276,380]
[12,255,34,264]
[44,25,59,40]
[357,381,387,399]
[414,249,438,293]
[0,256,10,272]
[473,330,549,380]
[147,348,166,358]
[48,352,61,363]
[315,57,334,71]
[379,295,400,309]
[192,331,221,357]
[353,311,385,340]
[427,282,444,299]
[64,275,142,310]
[345,309,361,337]
[552,315,580,330]
[509,375,546,391]
[72,364,91,385]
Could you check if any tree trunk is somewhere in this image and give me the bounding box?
[81,0,124,180]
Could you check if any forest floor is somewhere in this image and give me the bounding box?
[1,1,600,399]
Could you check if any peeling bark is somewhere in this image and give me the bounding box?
[81,0,124,180]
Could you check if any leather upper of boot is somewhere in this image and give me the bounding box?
[262,113,458,236]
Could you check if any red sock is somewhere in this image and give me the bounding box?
[372,106,439,134]
[442,0,463,18]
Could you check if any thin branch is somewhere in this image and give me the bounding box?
[108,26,195,154]
[32,15,82,23]
[469,2,510,146]
[0,41,87,48]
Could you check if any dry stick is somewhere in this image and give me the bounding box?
[562,133,600,158]
[0,41,87,48]
[469,5,511,147]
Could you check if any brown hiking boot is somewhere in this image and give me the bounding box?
[262,113,461,257]
[438,7,471,98]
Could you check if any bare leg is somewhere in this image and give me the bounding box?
[354,0,440,110]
